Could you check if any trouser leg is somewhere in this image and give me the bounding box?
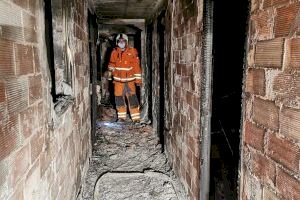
[114,82,126,120]
[125,82,140,121]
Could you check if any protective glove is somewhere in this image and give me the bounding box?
[105,70,112,81]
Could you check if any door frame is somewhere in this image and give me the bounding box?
[199,0,214,199]
[88,11,98,146]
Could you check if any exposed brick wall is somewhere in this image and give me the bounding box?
[0,0,91,199]
[151,0,203,199]
[241,0,300,199]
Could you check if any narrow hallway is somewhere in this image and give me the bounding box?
[79,107,187,199]
[1,0,300,200]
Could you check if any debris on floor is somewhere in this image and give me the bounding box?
[78,110,187,200]
[99,104,117,121]
[94,172,179,200]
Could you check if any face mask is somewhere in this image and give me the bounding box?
[118,42,126,49]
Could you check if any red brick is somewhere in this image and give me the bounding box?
[280,107,300,141]
[11,144,30,185]
[19,106,36,139]
[252,10,273,40]
[252,98,279,130]
[254,38,284,69]
[182,76,189,90]
[0,115,21,161]
[186,171,192,189]
[0,81,5,103]
[29,75,42,104]
[37,102,44,128]
[288,38,300,70]
[250,151,276,185]
[276,169,300,200]
[182,64,192,76]
[30,131,44,164]
[244,121,265,151]
[33,47,40,73]
[0,25,24,42]
[189,107,195,123]
[191,180,200,200]
[0,39,15,77]
[274,3,300,37]
[267,133,300,172]
[182,35,187,49]
[246,68,266,96]
[263,0,289,8]
[273,72,300,98]
[6,79,29,114]
[187,148,193,164]
[15,44,34,75]
[186,91,193,106]
[75,52,82,66]
[192,95,200,110]
[28,0,36,15]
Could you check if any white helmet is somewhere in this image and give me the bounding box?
[116,33,128,44]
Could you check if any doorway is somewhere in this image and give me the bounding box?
[209,0,249,199]
[88,11,98,145]
[157,11,166,151]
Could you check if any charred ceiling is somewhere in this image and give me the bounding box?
[93,0,165,19]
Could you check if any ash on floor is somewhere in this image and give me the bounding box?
[78,118,187,200]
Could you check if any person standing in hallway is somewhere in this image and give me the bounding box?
[107,33,142,123]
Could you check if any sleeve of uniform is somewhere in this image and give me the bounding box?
[108,49,117,71]
[132,48,142,84]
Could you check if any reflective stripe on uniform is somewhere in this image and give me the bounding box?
[115,67,133,71]
[114,77,136,81]
[132,116,140,120]
[131,113,140,117]
[134,74,142,79]
[118,112,127,115]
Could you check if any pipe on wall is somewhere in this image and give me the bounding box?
[199,0,214,199]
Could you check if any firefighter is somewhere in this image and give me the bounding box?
[108,33,142,123]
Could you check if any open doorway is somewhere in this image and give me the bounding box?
[88,11,98,145]
[157,11,166,151]
[209,0,249,199]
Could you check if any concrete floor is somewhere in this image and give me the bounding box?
[78,107,187,200]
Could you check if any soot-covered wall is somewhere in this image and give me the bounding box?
[151,0,203,199]
[0,0,92,199]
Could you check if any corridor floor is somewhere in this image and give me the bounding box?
[78,106,187,200]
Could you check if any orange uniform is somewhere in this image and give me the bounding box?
[108,46,142,121]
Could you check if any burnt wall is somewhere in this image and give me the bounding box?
[241,0,300,199]
[0,0,92,199]
[150,0,204,199]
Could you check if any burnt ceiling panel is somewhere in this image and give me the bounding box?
[93,0,164,19]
